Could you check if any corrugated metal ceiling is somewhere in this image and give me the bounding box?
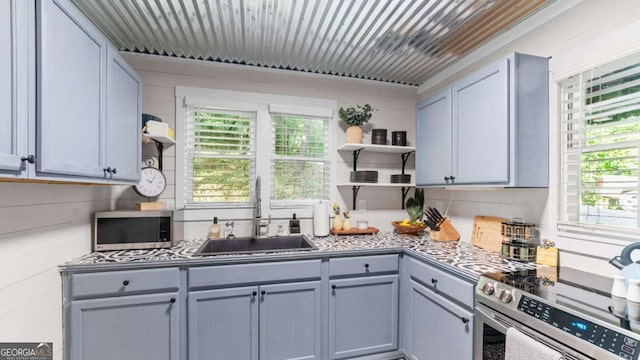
[71,0,552,86]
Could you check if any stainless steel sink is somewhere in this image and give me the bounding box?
[193,235,317,256]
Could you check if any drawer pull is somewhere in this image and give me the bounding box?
[122,280,130,286]
[261,290,266,296]
[431,278,437,285]
[364,263,370,269]
[331,285,336,290]
[461,317,469,324]
[252,291,258,296]
[170,298,176,304]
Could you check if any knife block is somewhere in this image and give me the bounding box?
[429,219,460,242]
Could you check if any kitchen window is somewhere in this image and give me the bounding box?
[176,87,336,219]
[270,109,331,208]
[184,106,256,206]
[558,52,640,241]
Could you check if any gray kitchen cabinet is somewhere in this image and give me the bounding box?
[188,260,323,360]
[416,52,548,187]
[402,256,475,360]
[328,255,400,359]
[188,286,259,360]
[65,267,184,360]
[416,89,452,186]
[329,275,399,359]
[406,279,473,360]
[0,0,143,184]
[189,282,322,360]
[259,281,322,360]
[37,0,107,178]
[69,292,180,360]
[105,45,142,181]
[0,0,31,176]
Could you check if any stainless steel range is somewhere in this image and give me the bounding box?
[475,267,640,360]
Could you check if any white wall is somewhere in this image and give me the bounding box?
[0,182,118,359]
[418,0,640,277]
[121,53,419,237]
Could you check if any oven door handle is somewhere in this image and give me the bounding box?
[475,303,511,334]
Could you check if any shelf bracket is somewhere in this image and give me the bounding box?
[352,186,361,210]
[401,151,415,175]
[152,139,165,171]
[352,148,364,172]
[401,187,412,209]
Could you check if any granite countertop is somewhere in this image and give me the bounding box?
[61,232,539,281]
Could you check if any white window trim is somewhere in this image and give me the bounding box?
[175,87,337,221]
[550,19,640,258]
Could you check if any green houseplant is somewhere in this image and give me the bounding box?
[338,104,375,143]
[392,188,426,234]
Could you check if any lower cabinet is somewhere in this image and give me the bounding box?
[64,254,478,360]
[188,281,322,360]
[406,279,474,360]
[68,292,180,360]
[329,275,399,359]
[403,256,476,360]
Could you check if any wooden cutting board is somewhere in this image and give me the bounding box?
[471,215,508,252]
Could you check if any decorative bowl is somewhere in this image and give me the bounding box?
[391,221,427,235]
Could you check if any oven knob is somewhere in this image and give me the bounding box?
[497,289,513,303]
[481,282,495,295]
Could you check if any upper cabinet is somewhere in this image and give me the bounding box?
[37,0,107,178]
[416,53,549,188]
[0,0,31,176]
[0,0,141,184]
[105,45,142,181]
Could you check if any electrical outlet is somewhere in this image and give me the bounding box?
[358,200,367,211]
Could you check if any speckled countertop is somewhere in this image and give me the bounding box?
[61,232,539,281]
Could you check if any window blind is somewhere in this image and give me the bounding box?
[270,113,330,206]
[559,52,640,239]
[184,105,256,207]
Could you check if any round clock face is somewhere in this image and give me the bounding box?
[133,167,167,198]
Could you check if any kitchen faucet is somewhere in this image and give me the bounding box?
[254,176,268,237]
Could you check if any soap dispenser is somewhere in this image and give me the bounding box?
[289,213,301,234]
[208,217,221,240]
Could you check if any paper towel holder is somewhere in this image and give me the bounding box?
[313,201,330,237]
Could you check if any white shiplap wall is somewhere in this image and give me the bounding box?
[0,182,118,359]
[121,53,419,236]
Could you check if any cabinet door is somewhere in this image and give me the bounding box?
[37,0,106,178]
[260,281,322,360]
[188,286,259,360]
[407,280,473,360]
[105,45,141,181]
[0,0,29,175]
[69,293,180,360]
[416,89,452,186]
[329,275,399,359]
[452,59,509,184]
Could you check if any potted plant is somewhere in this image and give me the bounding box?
[338,104,375,143]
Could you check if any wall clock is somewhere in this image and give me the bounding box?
[133,167,166,198]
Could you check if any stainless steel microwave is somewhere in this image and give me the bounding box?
[93,210,173,251]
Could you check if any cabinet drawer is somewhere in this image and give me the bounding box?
[407,257,474,308]
[70,267,180,299]
[329,255,398,277]
[189,260,322,289]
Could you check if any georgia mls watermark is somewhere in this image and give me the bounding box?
[0,343,52,360]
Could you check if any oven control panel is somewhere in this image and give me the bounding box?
[518,295,640,360]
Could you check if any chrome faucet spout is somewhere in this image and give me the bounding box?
[254,176,262,237]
